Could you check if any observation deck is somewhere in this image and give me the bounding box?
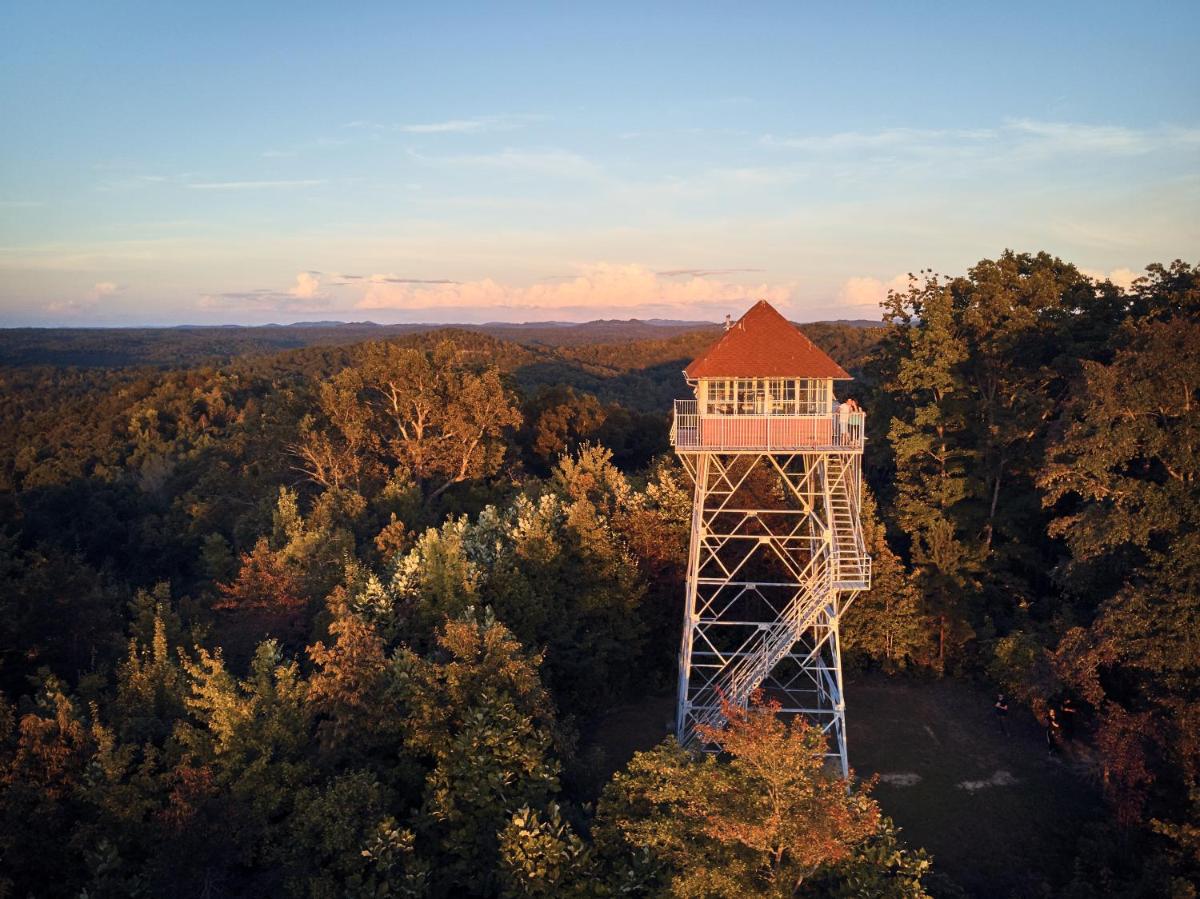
[670,399,864,453]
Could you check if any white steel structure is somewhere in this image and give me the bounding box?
[670,301,870,776]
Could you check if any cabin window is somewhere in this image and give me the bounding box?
[735,379,763,414]
[707,379,733,414]
[768,378,796,414]
[702,378,832,415]
[797,379,829,414]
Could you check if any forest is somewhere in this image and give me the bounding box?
[0,252,1196,898]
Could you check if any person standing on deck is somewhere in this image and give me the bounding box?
[837,398,852,445]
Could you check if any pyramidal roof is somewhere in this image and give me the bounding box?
[685,300,852,380]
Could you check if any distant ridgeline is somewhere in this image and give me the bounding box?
[0,319,887,413]
[0,318,884,369]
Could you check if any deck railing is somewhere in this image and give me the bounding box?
[670,399,864,452]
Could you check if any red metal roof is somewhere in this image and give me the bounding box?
[684,300,852,379]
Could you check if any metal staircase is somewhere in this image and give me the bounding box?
[687,546,835,738]
[827,453,870,589]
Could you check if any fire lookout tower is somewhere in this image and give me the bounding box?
[670,300,870,775]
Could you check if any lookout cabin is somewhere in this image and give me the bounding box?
[670,300,864,452]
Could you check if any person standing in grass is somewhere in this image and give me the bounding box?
[1045,707,1063,757]
[993,693,1009,736]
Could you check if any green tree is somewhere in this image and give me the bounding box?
[882,272,977,667]
[843,489,931,670]
[498,802,597,898]
[282,770,427,899]
[1042,290,1200,844]
[522,385,607,470]
[395,611,562,895]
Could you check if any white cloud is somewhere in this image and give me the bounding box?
[199,272,332,311]
[289,271,322,299]
[762,128,995,152]
[1081,266,1141,290]
[354,262,793,313]
[761,120,1200,163]
[400,119,489,134]
[45,281,120,316]
[399,114,541,134]
[187,180,325,190]
[1106,267,1140,291]
[837,274,911,309]
[420,148,601,179]
[45,298,95,315]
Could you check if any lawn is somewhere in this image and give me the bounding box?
[583,673,1103,897]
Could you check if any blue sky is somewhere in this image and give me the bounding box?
[2,1,1197,326]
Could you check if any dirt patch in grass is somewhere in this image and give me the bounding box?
[583,673,1103,897]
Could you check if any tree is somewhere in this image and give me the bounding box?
[292,370,377,493]
[596,696,925,898]
[0,677,95,892]
[380,514,481,647]
[843,489,931,670]
[215,537,308,652]
[1042,297,1200,847]
[479,446,647,714]
[115,589,186,744]
[498,802,597,898]
[877,252,1099,667]
[281,770,427,899]
[359,339,522,499]
[612,454,691,677]
[1040,316,1200,583]
[522,385,607,470]
[394,611,562,895]
[307,597,395,753]
[881,272,977,668]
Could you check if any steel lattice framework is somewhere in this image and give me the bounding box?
[672,437,870,775]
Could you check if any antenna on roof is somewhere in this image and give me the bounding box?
[723,313,732,331]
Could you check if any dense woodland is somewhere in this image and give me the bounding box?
[0,252,1196,897]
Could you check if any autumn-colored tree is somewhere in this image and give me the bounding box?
[216,537,308,649]
[596,696,926,897]
[360,339,522,498]
[306,596,411,787]
[0,678,96,891]
[293,369,378,493]
[115,600,186,744]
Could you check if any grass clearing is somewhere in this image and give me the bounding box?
[583,673,1104,897]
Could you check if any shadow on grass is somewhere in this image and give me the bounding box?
[582,673,1104,898]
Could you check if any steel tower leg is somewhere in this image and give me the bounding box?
[674,449,867,777]
[675,453,709,739]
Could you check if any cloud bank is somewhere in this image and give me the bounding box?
[354,263,793,313]
[837,275,912,310]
